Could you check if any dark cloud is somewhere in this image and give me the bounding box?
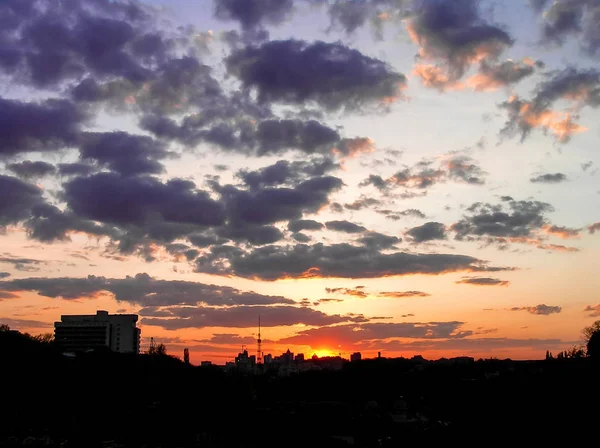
[220,176,343,227]
[360,155,485,192]
[445,155,486,184]
[532,0,600,55]
[0,273,294,306]
[291,232,311,243]
[589,222,600,234]
[318,298,344,303]
[63,172,225,229]
[456,277,510,286]
[584,304,600,317]
[141,304,367,330]
[408,0,513,87]
[530,173,568,183]
[194,242,510,280]
[226,39,406,112]
[252,120,343,156]
[0,175,44,227]
[25,204,118,243]
[83,56,224,116]
[0,98,84,156]
[452,199,553,242]
[468,59,536,91]
[406,222,446,243]
[214,0,294,30]
[164,244,199,262]
[376,208,427,220]
[328,0,375,35]
[238,158,339,189]
[377,291,430,298]
[500,68,600,143]
[344,196,382,210]
[510,304,562,315]
[78,132,173,176]
[325,287,368,298]
[279,321,467,346]
[57,162,97,177]
[0,0,166,88]
[356,232,401,249]
[0,255,44,272]
[325,220,367,233]
[359,174,388,191]
[217,224,284,246]
[6,161,56,180]
[0,272,10,279]
[288,219,324,232]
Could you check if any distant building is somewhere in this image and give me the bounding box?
[264,353,273,364]
[235,349,256,370]
[295,353,305,362]
[350,352,362,362]
[200,361,212,366]
[281,349,294,363]
[54,310,140,354]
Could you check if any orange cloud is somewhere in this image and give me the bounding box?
[377,291,430,298]
[536,244,580,252]
[515,98,587,142]
[584,305,600,317]
[542,225,581,239]
[412,64,464,91]
[333,137,376,159]
[589,222,600,234]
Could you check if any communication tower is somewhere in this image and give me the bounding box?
[257,314,263,364]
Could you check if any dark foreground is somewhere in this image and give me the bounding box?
[2,331,598,447]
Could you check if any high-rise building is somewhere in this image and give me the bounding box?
[54,311,140,354]
[350,352,362,362]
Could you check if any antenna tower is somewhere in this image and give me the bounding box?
[257,314,263,364]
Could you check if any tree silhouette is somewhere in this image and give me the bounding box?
[0,324,9,332]
[587,332,600,359]
[582,320,600,344]
[148,343,167,356]
[184,348,190,365]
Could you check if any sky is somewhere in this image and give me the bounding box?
[1,0,599,364]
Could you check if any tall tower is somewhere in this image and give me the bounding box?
[257,314,263,364]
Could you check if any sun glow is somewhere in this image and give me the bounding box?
[312,349,336,358]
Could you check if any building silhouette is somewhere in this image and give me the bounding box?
[54,310,140,354]
[350,352,362,362]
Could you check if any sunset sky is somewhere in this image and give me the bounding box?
[1,0,599,364]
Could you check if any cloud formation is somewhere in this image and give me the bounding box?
[141,304,368,330]
[584,304,600,317]
[195,242,511,280]
[531,0,600,55]
[500,68,600,142]
[406,222,447,243]
[226,39,406,112]
[456,277,510,287]
[530,173,568,183]
[0,273,295,306]
[279,321,468,346]
[377,291,430,298]
[510,304,562,315]
[407,0,513,88]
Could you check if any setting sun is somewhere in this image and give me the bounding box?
[312,349,336,358]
